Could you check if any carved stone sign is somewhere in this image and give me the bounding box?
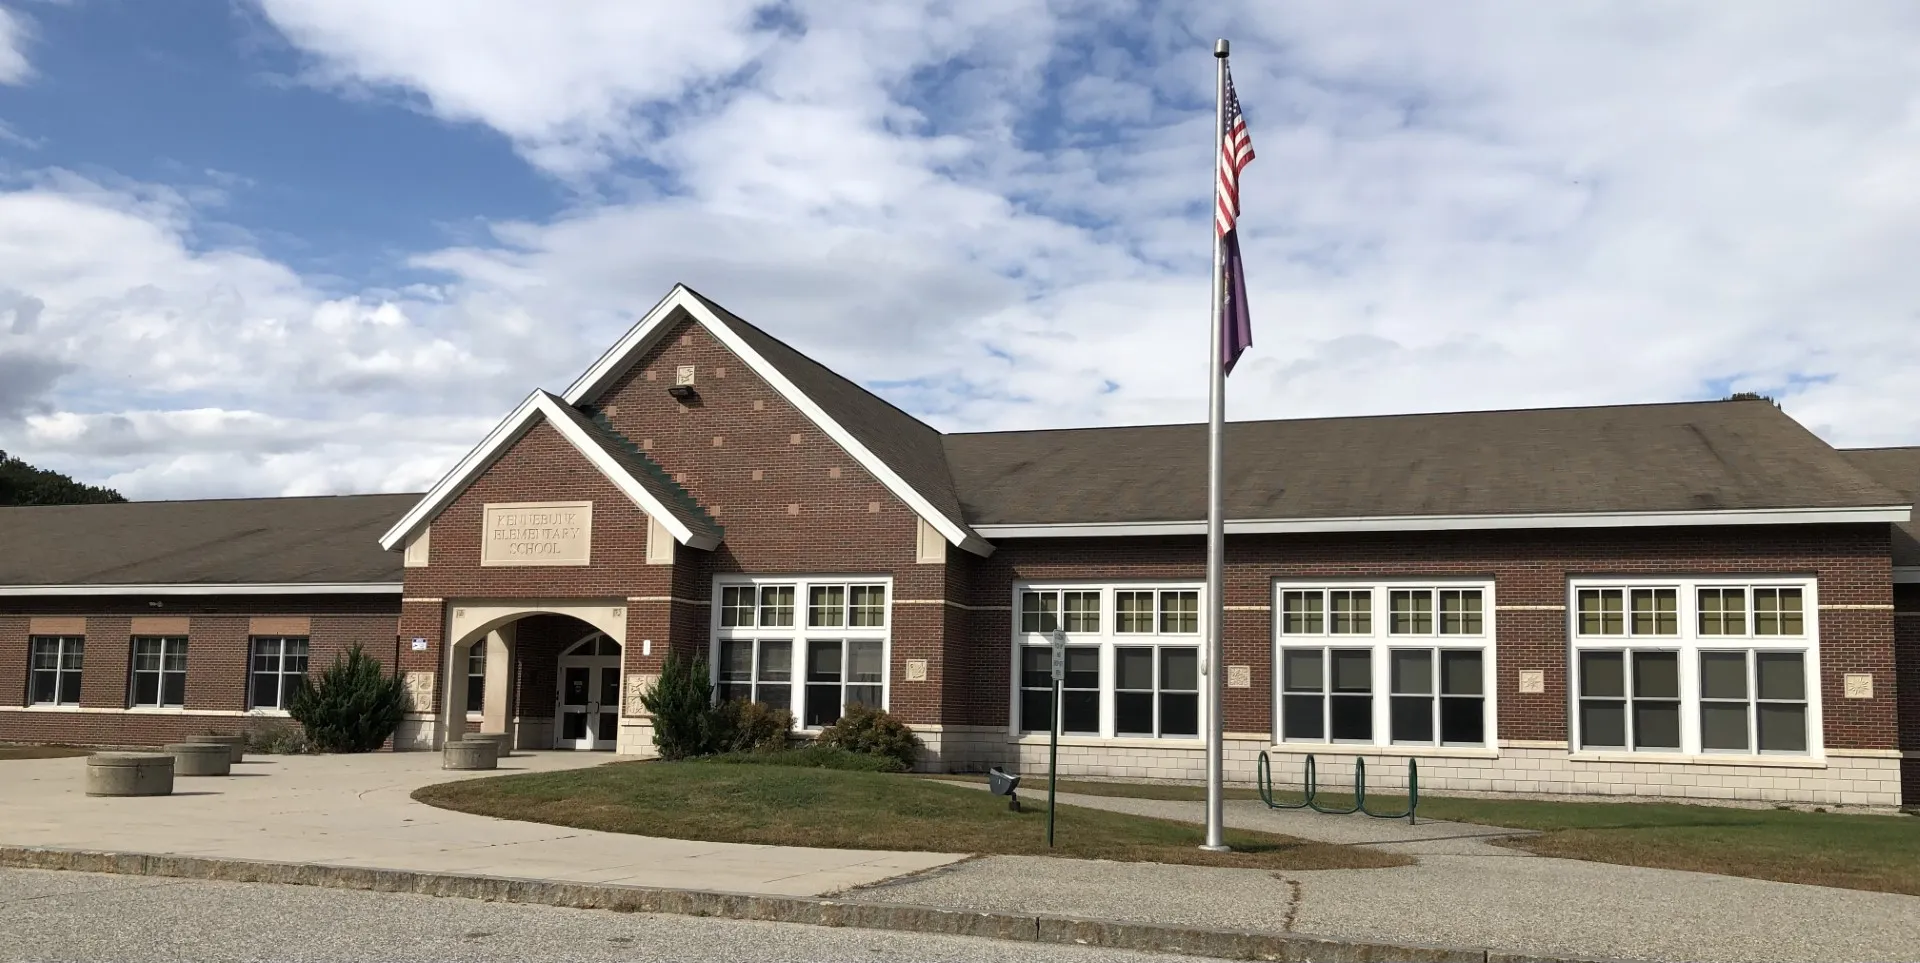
[904,659,929,682]
[1226,664,1251,689]
[1844,673,1874,699]
[402,671,436,713]
[624,674,659,715]
[1517,670,1546,694]
[481,501,592,566]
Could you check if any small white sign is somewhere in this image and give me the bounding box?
[410,638,428,652]
[1049,628,1067,682]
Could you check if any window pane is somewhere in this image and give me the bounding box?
[760,586,795,627]
[808,586,846,627]
[758,641,792,682]
[132,672,159,707]
[1440,651,1483,696]
[1062,646,1100,689]
[160,671,185,708]
[284,639,309,674]
[1390,696,1433,743]
[1062,591,1101,633]
[1581,652,1624,697]
[1699,588,1746,636]
[1439,696,1484,745]
[846,684,883,710]
[1020,591,1057,633]
[1700,652,1747,699]
[1755,652,1806,701]
[30,670,55,704]
[1282,649,1322,691]
[1020,689,1053,733]
[1438,590,1482,634]
[1160,591,1199,633]
[1330,695,1372,741]
[1282,591,1324,634]
[1020,648,1051,689]
[31,639,59,669]
[1752,589,1801,636]
[1282,694,1323,740]
[1390,650,1431,695]
[808,641,842,682]
[1061,691,1099,734]
[1330,590,1372,634]
[252,672,280,709]
[1701,704,1749,751]
[58,670,82,705]
[1631,589,1678,636]
[804,685,841,728]
[718,640,752,682]
[1776,589,1804,635]
[848,640,884,684]
[1757,703,1808,753]
[1633,652,1679,700]
[848,585,886,627]
[757,684,790,713]
[64,638,84,669]
[1115,647,1153,691]
[1159,693,1199,737]
[466,672,487,712]
[280,673,306,709]
[1161,649,1198,691]
[1115,591,1153,633]
[1389,590,1433,634]
[1579,589,1624,635]
[720,586,754,627]
[1633,702,1681,750]
[1331,650,1371,692]
[132,639,161,672]
[1580,700,1626,748]
[1115,692,1153,735]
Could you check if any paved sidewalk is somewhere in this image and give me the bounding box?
[0,752,959,896]
[847,788,1920,963]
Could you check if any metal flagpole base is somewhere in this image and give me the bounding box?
[1199,844,1231,853]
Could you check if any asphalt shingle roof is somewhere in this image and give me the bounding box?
[1838,446,1920,566]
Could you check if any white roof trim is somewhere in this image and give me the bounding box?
[0,582,402,597]
[379,390,720,552]
[1895,567,1920,584]
[562,284,991,557]
[973,505,1915,539]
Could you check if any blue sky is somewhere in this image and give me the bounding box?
[1,1,1918,499]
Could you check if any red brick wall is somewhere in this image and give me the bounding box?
[965,525,1897,749]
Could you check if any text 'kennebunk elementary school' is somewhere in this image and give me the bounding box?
[1,285,1917,809]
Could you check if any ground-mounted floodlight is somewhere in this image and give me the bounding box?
[988,766,1021,812]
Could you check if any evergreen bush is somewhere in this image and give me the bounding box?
[816,705,921,772]
[287,644,406,753]
[721,700,794,754]
[640,652,717,760]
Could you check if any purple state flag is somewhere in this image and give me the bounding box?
[1221,229,1252,373]
[1216,64,1254,374]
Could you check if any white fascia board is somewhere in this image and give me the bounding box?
[1895,567,1920,584]
[973,505,1915,539]
[377,389,717,552]
[562,285,990,557]
[0,583,402,597]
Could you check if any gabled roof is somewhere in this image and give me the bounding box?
[560,285,989,555]
[1838,446,1920,568]
[0,493,415,592]
[944,400,1913,536]
[378,390,722,552]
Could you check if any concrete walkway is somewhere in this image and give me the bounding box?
[0,752,960,897]
[847,787,1920,963]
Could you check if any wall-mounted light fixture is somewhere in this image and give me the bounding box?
[667,384,698,401]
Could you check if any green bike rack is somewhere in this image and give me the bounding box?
[1257,752,1418,825]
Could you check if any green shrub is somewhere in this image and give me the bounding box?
[701,745,904,772]
[720,700,794,754]
[640,652,718,760]
[239,722,310,755]
[287,644,405,753]
[816,705,921,771]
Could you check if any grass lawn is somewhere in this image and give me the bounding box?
[413,760,1407,872]
[0,745,91,760]
[957,775,1920,895]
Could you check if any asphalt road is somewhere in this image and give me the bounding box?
[0,868,1184,963]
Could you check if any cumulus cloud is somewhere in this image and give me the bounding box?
[0,5,29,86]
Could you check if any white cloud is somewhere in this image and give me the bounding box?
[7,1,1920,502]
[0,4,31,85]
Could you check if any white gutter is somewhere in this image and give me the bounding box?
[973,505,1914,539]
[0,582,404,597]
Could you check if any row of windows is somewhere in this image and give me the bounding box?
[715,638,885,728]
[1279,588,1485,637]
[1575,586,1806,638]
[717,583,887,629]
[1019,589,1201,635]
[28,636,310,711]
[1575,649,1808,754]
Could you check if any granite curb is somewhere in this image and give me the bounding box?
[0,845,1635,963]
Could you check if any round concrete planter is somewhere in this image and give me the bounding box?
[86,752,175,797]
[198,733,246,764]
[463,732,511,758]
[164,743,234,777]
[443,740,499,771]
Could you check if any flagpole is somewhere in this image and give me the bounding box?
[1201,36,1230,854]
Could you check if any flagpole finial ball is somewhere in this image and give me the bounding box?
[1215,39,1229,58]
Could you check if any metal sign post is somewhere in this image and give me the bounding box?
[1047,628,1066,848]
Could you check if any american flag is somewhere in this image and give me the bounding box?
[1217,64,1254,373]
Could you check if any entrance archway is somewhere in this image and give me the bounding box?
[556,631,622,751]
[439,600,628,750]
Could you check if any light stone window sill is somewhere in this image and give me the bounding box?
[1269,743,1500,760]
[1007,735,1205,750]
[18,703,83,712]
[1568,751,1827,769]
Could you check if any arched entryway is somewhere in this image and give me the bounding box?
[556,631,623,751]
[439,600,628,751]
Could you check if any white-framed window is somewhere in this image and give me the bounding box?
[1012,583,1204,740]
[1570,578,1819,756]
[1275,582,1494,748]
[250,637,309,710]
[129,637,187,708]
[29,636,84,706]
[465,644,486,715]
[711,576,889,730]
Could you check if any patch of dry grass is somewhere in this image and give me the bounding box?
[0,745,92,760]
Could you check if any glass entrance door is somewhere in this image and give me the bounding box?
[555,633,621,751]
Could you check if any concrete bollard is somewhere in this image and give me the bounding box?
[86,753,175,796]
[463,732,511,758]
[198,733,246,764]
[164,743,234,777]
[443,740,498,771]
